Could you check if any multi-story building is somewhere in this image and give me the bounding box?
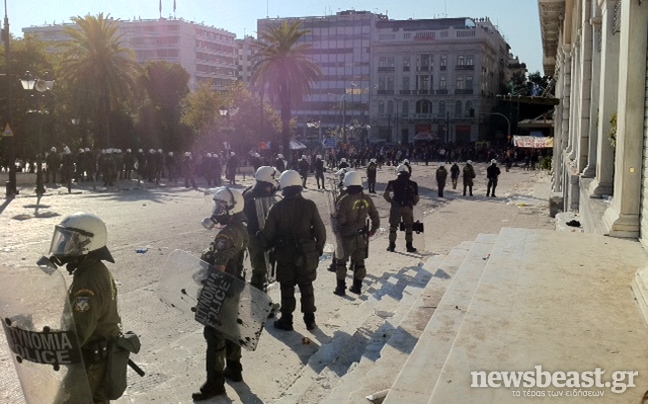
[371,17,510,144]
[236,35,259,84]
[258,10,381,144]
[23,17,238,91]
[257,12,512,144]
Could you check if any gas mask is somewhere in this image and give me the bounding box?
[201,200,230,230]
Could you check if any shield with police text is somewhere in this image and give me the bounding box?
[255,196,279,283]
[158,249,275,351]
[0,266,93,404]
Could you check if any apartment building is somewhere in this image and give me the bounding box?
[23,17,238,91]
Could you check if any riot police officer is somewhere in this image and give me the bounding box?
[366,158,377,193]
[44,212,120,404]
[193,187,248,401]
[242,166,277,290]
[262,170,326,331]
[314,154,325,189]
[383,164,420,253]
[333,171,379,296]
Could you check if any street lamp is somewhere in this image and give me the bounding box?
[339,94,348,144]
[219,106,238,152]
[490,112,511,142]
[21,71,55,197]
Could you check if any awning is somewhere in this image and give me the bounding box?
[289,139,307,150]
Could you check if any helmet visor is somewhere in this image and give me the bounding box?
[48,226,93,256]
[211,200,230,217]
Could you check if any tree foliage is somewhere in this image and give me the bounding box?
[253,21,321,153]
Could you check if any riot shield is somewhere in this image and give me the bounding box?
[158,249,275,351]
[255,195,278,284]
[0,266,93,404]
[324,178,344,258]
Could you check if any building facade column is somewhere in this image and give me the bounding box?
[582,4,602,178]
[577,0,593,174]
[602,0,648,237]
[588,0,620,197]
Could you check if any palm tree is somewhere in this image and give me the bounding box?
[59,13,142,148]
[253,21,321,154]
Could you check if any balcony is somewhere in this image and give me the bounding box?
[403,66,410,72]
[455,65,475,71]
[411,113,433,120]
[418,89,429,95]
[436,89,448,94]
[455,89,474,95]
[378,66,395,72]
[440,65,447,71]
[399,90,412,95]
[417,66,430,72]
[377,89,395,95]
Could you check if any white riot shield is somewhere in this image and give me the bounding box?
[0,267,93,404]
[255,196,278,283]
[158,249,275,351]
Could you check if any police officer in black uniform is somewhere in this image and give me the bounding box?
[383,164,420,253]
[193,187,248,401]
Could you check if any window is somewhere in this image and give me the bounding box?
[465,101,473,117]
[387,56,395,68]
[455,101,462,117]
[440,55,447,67]
[439,101,446,116]
[387,77,394,91]
[379,77,386,91]
[403,56,410,71]
[403,77,410,91]
[457,55,465,66]
[420,54,430,71]
[379,56,387,68]
[420,76,429,91]
[466,75,473,89]
[456,76,465,90]
[416,100,431,114]
[378,100,385,116]
[387,100,394,115]
[466,55,474,66]
[439,74,447,89]
[402,101,410,116]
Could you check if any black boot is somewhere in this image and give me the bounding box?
[192,383,226,401]
[224,360,243,382]
[349,279,362,294]
[406,242,418,253]
[304,313,316,330]
[274,313,294,331]
[333,279,346,296]
[386,242,396,252]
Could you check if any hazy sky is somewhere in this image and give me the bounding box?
[5,0,544,74]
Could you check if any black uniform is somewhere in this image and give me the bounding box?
[366,162,377,193]
[450,163,460,189]
[486,163,501,197]
[263,191,326,330]
[383,172,420,252]
[436,166,448,197]
[314,158,325,189]
[463,163,476,196]
[298,158,310,188]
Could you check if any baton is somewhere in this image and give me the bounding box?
[128,359,146,377]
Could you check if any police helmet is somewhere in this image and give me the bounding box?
[51,147,57,152]
[403,159,410,164]
[206,153,212,158]
[279,170,302,189]
[84,148,90,152]
[78,148,84,153]
[340,158,347,163]
[126,148,131,153]
[277,154,284,159]
[255,166,276,184]
[343,171,363,188]
[49,212,114,263]
[396,164,409,174]
[208,186,244,216]
[467,160,473,164]
[185,151,191,157]
[491,159,497,164]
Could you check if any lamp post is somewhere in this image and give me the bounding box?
[3,0,17,198]
[21,71,54,198]
[219,106,238,152]
[490,112,511,142]
[339,94,348,144]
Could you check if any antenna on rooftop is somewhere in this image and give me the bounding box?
[266,0,269,18]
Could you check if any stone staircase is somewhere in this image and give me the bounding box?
[287,227,648,404]
[273,243,469,404]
